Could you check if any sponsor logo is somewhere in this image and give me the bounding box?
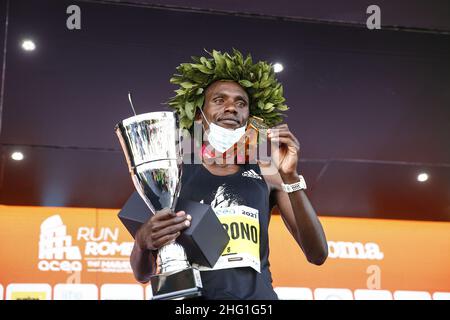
[242,169,262,180]
[38,215,134,273]
[327,241,384,260]
[354,289,393,300]
[38,215,82,272]
[100,284,144,300]
[6,284,52,300]
[432,292,450,300]
[314,288,354,300]
[53,284,98,300]
[274,288,447,300]
[274,287,313,300]
[393,290,432,300]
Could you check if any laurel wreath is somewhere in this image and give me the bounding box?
[167,49,289,130]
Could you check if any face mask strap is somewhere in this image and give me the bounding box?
[199,107,210,127]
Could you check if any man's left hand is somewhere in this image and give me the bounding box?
[266,124,300,180]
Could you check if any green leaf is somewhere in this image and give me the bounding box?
[212,50,225,67]
[272,97,285,104]
[190,56,201,63]
[195,95,204,108]
[225,57,233,71]
[180,82,194,89]
[238,79,253,88]
[260,80,271,88]
[244,55,253,67]
[200,65,215,74]
[185,102,195,120]
[192,63,214,74]
[252,90,263,98]
[180,117,193,129]
[170,77,183,84]
[263,88,272,98]
[257,100,265,110]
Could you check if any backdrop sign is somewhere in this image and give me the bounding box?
[0,205,448,300]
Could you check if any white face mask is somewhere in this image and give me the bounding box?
[200,109,246,153]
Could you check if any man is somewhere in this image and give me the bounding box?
[130,50,328,299]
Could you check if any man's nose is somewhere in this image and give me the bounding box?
[223,100,237,114]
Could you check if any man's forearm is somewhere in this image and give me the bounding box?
[130,242,156,283]
[281,173,328,265]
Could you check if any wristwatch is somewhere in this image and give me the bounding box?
[281,175,307,193]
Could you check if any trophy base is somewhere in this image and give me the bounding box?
[150,267,203,300]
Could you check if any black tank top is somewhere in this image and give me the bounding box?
[179,159,279,300]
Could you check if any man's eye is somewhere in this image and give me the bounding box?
[236,101,246,107]
[214,98,224,104]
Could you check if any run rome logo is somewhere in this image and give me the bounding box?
[38,215,134,273]
[38,215,82,272]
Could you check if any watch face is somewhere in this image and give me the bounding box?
[282,176,307,192]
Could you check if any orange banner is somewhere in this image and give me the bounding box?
[0,205,448,300]
[269,216,450,299]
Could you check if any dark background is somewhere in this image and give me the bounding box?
[0,0,449,221]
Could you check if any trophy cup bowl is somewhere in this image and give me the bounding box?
[115,111,202,300]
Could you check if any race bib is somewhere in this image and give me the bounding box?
[193,205,261,273]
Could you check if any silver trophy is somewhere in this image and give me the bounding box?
[115,111,202,300]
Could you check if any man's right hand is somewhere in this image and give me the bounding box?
[135,208,191,251]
